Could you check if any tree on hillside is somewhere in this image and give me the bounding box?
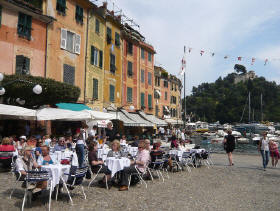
[234,64,247,74]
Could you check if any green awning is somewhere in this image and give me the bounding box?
[56,103,91,111]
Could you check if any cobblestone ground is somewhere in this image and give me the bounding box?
[0,153,280,211]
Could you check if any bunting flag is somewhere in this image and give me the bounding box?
[211,53,215,57]
[188,47,192,53]
[200,50,205,56]
[224,55,228,59]
[238,56,242,61]
[179,54,186,76]
[264,59,268,65]
[251,57,256,65]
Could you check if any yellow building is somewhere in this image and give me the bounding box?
[103,7,122,109]
[169,74,182,120]
[85,5,106,111]
[44,0,91,102]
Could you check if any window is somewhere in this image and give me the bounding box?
[75,5,83,24]
[15,55,30,75]
[148,52,152,61]
[56,0,66,14]
[141,70,145,83]
[0,5,2,27]
[63,64,75,85]
[127,61,133,77]
[91,46,98,66]
[127,42,133,55]
[127,87,132,103]
[115,32,120,47]
[171,96,177,104]
[148,72,152,85]
[141,93,145,108]
[60,29,81,54]
[148,94,152,109]
[165,92,167,100]
[110,53,116,73]
[107,27,112,44]
[155,105,159,117]
[99,51,103,68]
[109,85,115,102]
[92,78,98,99]
[164,80,168,88]
[155,77,160,86]
[23,0,43,10]
[141,48,144,59]
[17,13,32,40]
[95,18,100,33]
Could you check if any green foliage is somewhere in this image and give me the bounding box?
[2,74,80,108]
[234,64,247,74]
[183,73,280,123]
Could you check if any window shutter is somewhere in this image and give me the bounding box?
[24,57,30,75]
[95,18,99,33]
[74,33,81,54]
[26,15,32,39]
[60,28,67,49]
[93,78,98,99]
[110,85,115,102]
[148,95,152,108]
[15,55,24,74]
[127,87,132,102]
[0,6,2,27]
[141,93,145,107]
[99,50,103,68]
[90,46,94,65]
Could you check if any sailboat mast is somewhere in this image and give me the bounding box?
[248,92,251,123]
[261,93,263,122]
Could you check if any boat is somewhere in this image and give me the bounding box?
[211,137,224,144]
[236,137,250,144]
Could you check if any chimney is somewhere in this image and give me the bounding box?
[102,2,108,9]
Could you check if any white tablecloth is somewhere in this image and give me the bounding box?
[105,157,131,177]
[190,149,205,154]
[98,148,110,161]
[169,150,184,161]
[41,164,71,191]
[50,151,79,166]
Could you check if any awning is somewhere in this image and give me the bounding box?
[165,118,184,125]
[86,119,112,128]
[56,103,91,111]
[121,110,154,127]
[36,108,91,121]
[84,110,116,120]
[0,104,36,120]
[139,111,167,127]
[108,111,140,127]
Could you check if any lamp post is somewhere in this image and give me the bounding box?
[0,73,42,105]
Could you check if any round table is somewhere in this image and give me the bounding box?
[126,146,138,157]
[41,164,71,191]
[105,157,131,177]
[98,148,110,161]
[50,151,79,166]
[169,150,183,161]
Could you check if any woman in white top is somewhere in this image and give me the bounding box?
[258,132,270,170]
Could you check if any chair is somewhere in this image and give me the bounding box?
[169,154,182,172]
[128,166,147,189]
[22,170,52,211]
[181,152,195,172]
[62,166,88,205]
[149,158,166,182]
[9,158,22,199]
[88,165,109,190]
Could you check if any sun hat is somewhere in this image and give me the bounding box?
[19,135,27,140]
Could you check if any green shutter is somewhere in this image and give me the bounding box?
[90,46,94,65]
[127,87,132,102]
[110,85,115,102]
[115,32,120,46]
[128,61,132,76]
[75,5,83,23]
[0,5,2,27]
[93,78,98,99]
[141,93,145,107]
[107,27,112,44]
[148,95,152,108]
[99,50,103,68]
[26,15,32,39]
[141,48,144,59]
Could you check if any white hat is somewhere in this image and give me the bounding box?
[19,135,27,140]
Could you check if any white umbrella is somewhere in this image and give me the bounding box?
[36,108,91,121]
[0,104,36,120]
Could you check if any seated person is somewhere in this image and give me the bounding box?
[170,133,178,149]
[54,137,66,151]
[144,139,151,152]
[178,140,187,151]
[150,142,164,163]
[119,140,150,191]
[107,140,125,158]
[37,145,55,165]
[16,146,46,195]
[120,135,127,145]
[15,136,27,155]
[88,142,111,187]
[0,137,16,170]
[35,139,43,159]
[130,136,140,147]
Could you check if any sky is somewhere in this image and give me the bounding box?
[95,0,280,95]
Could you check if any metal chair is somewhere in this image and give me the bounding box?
[9,158,22,199]
[87,165,108,190]
[22,170,52,211]
[62,166,88,205]
[149,158,166,182]
[128,166,147,189]
[181,152,195,172]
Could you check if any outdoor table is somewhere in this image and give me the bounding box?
[105,157,131,177]
[190,149,205,154]
[98,148,110,161]
[50,150,79,166]
[189,149,206,167]
[126,146,138,157]
[169,150,183,161]
[41,164,71,191]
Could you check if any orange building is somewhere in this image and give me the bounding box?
[44,0,91,102]
[0,0,53,77]
[139,41,155,114]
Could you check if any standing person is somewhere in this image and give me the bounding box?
[76,133,86,167]
[269,140,279,167]
[105,122,115,143]
[258,132,270,171]
[223,130,235,166]
[181,129,186,142]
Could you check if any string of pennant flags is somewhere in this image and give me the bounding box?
[179,46,280,76]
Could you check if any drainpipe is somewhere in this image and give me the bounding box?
[44,21,50,78]
[84,9,90,104]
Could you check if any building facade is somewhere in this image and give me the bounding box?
[85,5,105,111]
[139,41,155,114]
[169,74,182,120]
[45,0,90,102]
[0,0,52,77]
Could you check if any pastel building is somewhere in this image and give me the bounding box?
[0,0,53,77]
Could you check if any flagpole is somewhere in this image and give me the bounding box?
[184,46,186,129]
